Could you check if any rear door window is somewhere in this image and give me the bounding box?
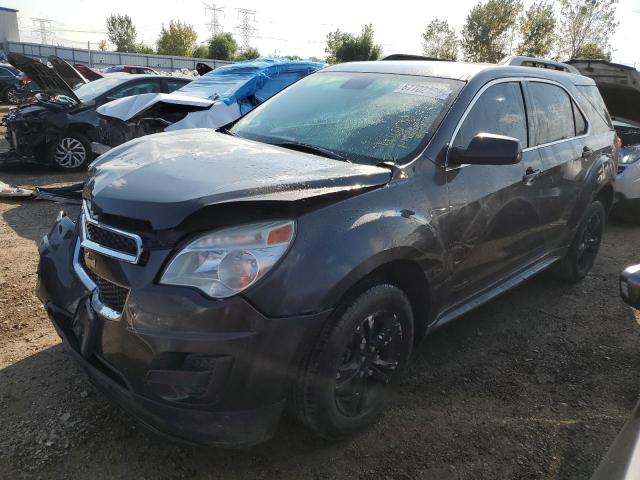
[453,81,528,149]
[528,82,575,145]
[166,78,189,92]
[109,79,162,98]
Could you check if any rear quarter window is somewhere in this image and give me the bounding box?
[576,85,614,134]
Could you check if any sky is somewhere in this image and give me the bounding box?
[6,0,640,66]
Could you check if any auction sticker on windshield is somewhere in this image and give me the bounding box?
[393,83,452,99]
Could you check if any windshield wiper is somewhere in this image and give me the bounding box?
[272,141,350,162]
[217,126,236,136]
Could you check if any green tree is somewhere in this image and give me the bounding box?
[156,20,198,57]
[235,47,260,61]
[576,42,611,59]
[557,0,619,59]
[134,43,155,54]
[421,19,459,60]
[192,44,209,58]
[98,40,109,52]
[285,54,302,60]
[208,32,238,60]
[461,0,523,63]
[325,24,382,64]
[517,1,556,57]
[106,14,137,53]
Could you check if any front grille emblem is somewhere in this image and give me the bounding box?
[84,249,97,270]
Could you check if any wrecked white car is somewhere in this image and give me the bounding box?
[92,58,324,154]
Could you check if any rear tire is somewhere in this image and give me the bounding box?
[49,132,92,171]
[551,200,606,283]
[290,284,414,439]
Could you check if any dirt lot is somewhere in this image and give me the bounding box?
[1,104,639,480]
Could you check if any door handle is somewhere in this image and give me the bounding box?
[582,146,593,158]
[522,167,541,186]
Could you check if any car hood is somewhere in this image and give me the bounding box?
[569,60,640,125]
[97,92,215,121]
[86,129,392,230]
[8,53,80,103]
[48,55,88,89]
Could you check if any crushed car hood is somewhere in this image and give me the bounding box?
[8,53,80,103]
[87,129,392,230]
[96,92,215,121]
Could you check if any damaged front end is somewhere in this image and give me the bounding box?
[36,128,391,445]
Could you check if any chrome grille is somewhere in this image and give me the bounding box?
[79,248,129,313]
[85,223,138,256]
[81,201,143,264]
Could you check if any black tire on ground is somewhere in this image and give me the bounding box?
[550,200,606,283]
[49,132,93,171]
[290,284,414,439]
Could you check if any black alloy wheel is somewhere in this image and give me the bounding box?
[290,284,414,439]
[334,311,404,418]
[551,200,606,283]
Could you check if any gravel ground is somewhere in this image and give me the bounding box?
[1,104,639,479]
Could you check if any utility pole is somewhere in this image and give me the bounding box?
[204,3,225,35]
[235,8,256,51]
[31,17,54,44]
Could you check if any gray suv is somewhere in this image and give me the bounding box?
[37,59,617,446]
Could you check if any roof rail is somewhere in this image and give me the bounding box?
[382,54,450,62]
[499,56,580,74]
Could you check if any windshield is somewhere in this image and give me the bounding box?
[231,71,463,164]
[74,76,130,102]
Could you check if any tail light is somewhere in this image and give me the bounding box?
[616,136,623,150]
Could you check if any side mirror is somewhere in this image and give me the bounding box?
[449,133,522,166]
[621,264,640,310]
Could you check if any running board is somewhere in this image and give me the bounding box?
[432,256,561,329]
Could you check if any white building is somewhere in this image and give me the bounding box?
[0,6,19,44]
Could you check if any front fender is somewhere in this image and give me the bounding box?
[246,180,448,317]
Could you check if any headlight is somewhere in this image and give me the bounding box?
[620,146,640,165]
[160,220,295,298]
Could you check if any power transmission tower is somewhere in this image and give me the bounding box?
[204,3,225,35]
[235,8,256,51]
[31,17,54,44]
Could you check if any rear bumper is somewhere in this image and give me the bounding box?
[37,215,330,446]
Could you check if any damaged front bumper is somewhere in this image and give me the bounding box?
[37,213,328,446]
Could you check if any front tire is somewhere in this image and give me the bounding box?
[49,133,92,171]
[291,284,414,439]
[551,200,606,283]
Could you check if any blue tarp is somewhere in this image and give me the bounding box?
[175,58,325,108]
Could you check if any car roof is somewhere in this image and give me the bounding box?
[323,60,596,86]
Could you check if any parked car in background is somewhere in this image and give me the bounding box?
[0,62,26,104]
[102,65,159,75]
[569,59,640,222]
[5,53,191,170]
[37,58,616,446]
[73,64,105,81]
[92,57,324,154]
